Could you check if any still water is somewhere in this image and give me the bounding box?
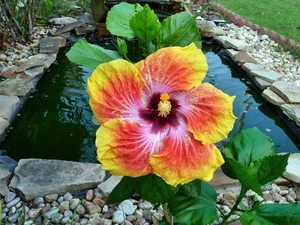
[1,41,299,162]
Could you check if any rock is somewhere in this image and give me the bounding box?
[9,159,106,201]
[86,189,94,201]
[39,37,61,54]
[254,77,272,90]
[118,200,136,215]
[24,66,44,80]
[97,176,123,199]
[283,153,300,183]
[15,53,57,72]
[49,17,78,25]
[200,23,228,37]
[271,80,300,103]
[250,70,283,83]
[224,38,246,51]
[112,210,126,224]
[262,87,285,106]
[138,200,152,210]
[54,21,85,35]
[234,51,257,65]
[78,12,94,24]
[280,104,300,126]
[0,95,19,120]
[0,78,34,96]
[0,117,9,137]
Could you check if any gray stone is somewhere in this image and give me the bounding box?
[199,23,228,37]
[283,153,300,183]
[0,155,17,172]
[0,117,9,135]
[75,26,95,36]
[45,194,58,203]
[39,37,61,54]
[78,12,94,24]
[234,51,257,65]
[24,66,44,80]
[262,88,285,106]
[49,17,78,25]
[271,80,300,103]
[15,53,57,72]
[5,191,16,203]
[43,207,59,219]
[63,192,73,201]
[82,200,101,214]
[119,200,136,215]
[54,21,85,35]
[0,95,19,120]
[281,104,300,126]
[9,159,106,201]
[226,49,239,59]
[112,210,126,224]
[6,197,20,208]
[241,62,269,74]
[0,78,34,96]
[214,36,232,48]
[34,197,44,205]
[138,200,152,210]
[97,176,123,199]
[70,198,81,210]
[250,70,283,83]
[224,38,246,51]
[254,77,272,90]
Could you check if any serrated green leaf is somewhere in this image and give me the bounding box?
[224,158,262,195]
[135,174,180,204]
[180,179,202,198]
[222,127,274,167]
[106,176,135,204]
[158,11,201,48]
[129,4,162,49]
[252,153,290,185]
[66,38,122,70]
[168,182,217,225]
[106,2,143,39]
[240,211,277,225]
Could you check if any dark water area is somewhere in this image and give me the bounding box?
[1,40,299,162]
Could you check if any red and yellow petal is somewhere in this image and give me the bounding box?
[96,118,160,177]
[182,83,236,145]
[150,131,224,186]
[87,59,143,125]
[136,43,208,93]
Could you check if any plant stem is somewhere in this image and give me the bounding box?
[162,203,173,225]
[220,186,248,225]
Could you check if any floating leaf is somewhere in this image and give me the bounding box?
[66,38,121,70]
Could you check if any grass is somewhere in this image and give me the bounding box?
[214,0,300,45]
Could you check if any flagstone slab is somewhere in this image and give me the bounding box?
[209,168,240,190]
[24,66,44,80]
[271,80,300,103]
[0,117,9,136]
[15,53,57,73]
[0,79,34,96]
[0,95,19,120]
[54,21,85,35]
[39,37,61,54]
[224,38,246,51]
[254,77,271,90]
[214,36,232,48]
[250,70,283,83]
[9,159,106,201]
[234,51,257,65]
[280,104,300,126]
[241,62,268,74]
[262,88,285,106]
[283,153,300,183]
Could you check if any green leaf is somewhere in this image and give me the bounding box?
[106,177,135,204]
[115,38,129,60]
[158,12,201,48]
[180,179,202,198]
[168,182,217,225]
[252,153,290,186]
[256,203,300,224]
[129,4,162,53]
[66,38,122,70]
[240,211,277,225]
[106,2,143,39]
[225,158,262,195]
[134,174,180,204]
[222,127,274,168]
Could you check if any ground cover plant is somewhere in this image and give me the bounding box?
[215,0,300,44]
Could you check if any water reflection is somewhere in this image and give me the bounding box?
[0,41,299,163]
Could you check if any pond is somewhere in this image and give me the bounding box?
[0,39,299,162]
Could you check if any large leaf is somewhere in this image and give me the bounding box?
[135,174,180,204]
[106,2,143,39]
[130,4,162,48]
[66,38,122,70]
[225,158,262,195]
[106,176,135,204]
[158,12,201,48]
[168,182,217,225]
[252,154,289,186]
[222,127,274,168]
[180,179,202,198]
[240,203,300,225]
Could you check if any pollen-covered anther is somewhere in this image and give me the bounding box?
[158,93,172,118]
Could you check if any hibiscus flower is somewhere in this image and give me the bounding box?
[87,43,236,186]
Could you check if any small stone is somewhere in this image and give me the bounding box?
[272,192,282,202]
[82,200,101,214]
[112,210,126,224]
[126,215,137,222]
[76,204,86,215]
[70,198,81,210]
[45,194,58,203]
[63,192,73,201]
[119,199,136,215]
[152,213,163,225]
[138,200,153,210]
[93,196,106,207]
[285,195,296,203]
[86,189,94,201]
[279,190,289,195]
[6,197,21,208]
[28,208,42,219]
[5,192,16,203]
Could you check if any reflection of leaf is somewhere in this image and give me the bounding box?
[66,38,121,70]
[169,182,217,225]
[106,2,143,39]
